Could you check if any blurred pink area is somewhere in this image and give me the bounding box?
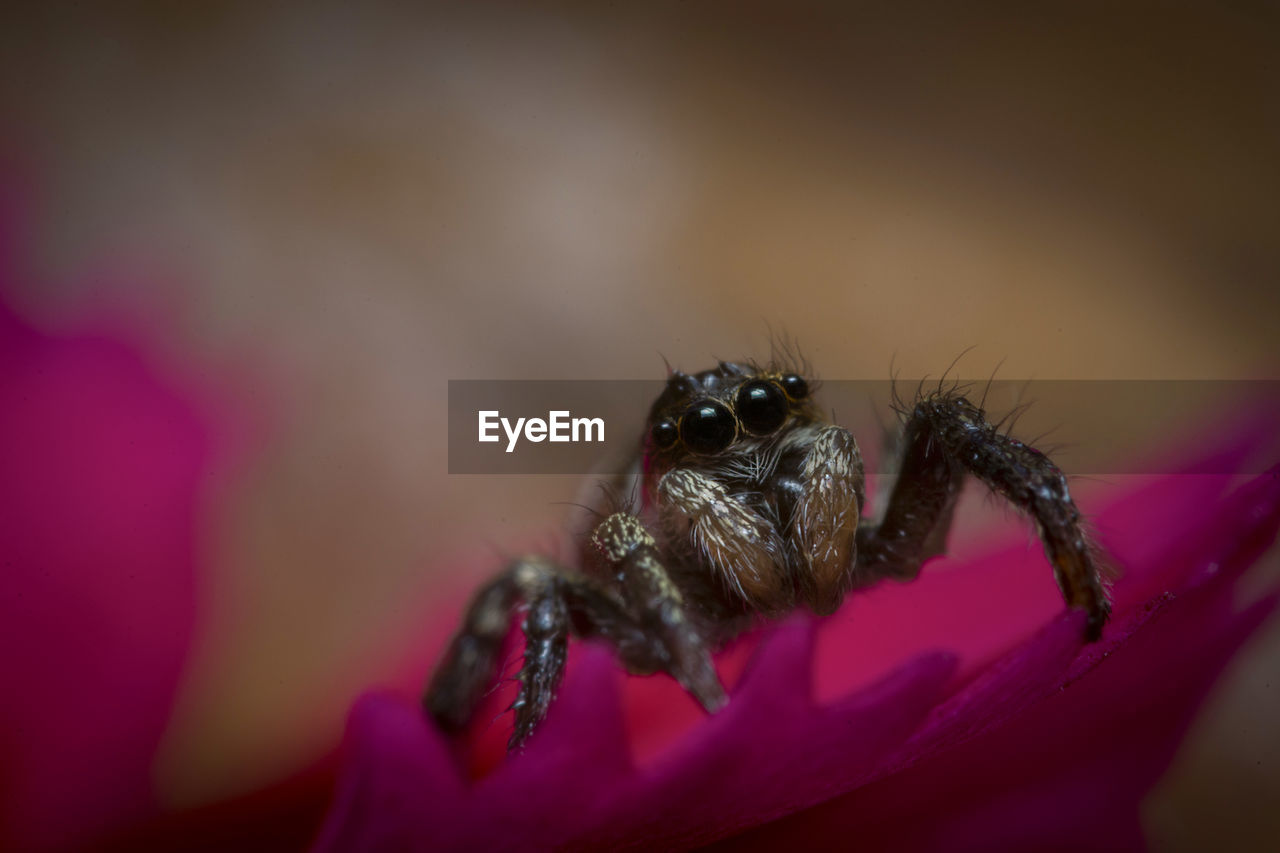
[0,262,207,848]
[0,191,335,850]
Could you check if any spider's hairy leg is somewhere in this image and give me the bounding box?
[423,556,569,748]
[591,512,727,713]
[657,468,791,613]
[425,556,648,749]
[791,425,865,615]
[426,541,726,749]
[853,408,966,585]
[855,391,1111,640]
[424,570,518,733]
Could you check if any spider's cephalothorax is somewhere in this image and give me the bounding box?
[426,360,1112,749]
[639,362,861,621]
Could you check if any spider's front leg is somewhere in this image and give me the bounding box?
[424,556,581,748]
[426,516,725,749]
[855,390,1111,639]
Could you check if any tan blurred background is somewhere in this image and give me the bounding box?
[2,2,1277,848]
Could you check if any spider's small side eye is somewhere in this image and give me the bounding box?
[736,380,788,435]
[780,373,809,401]
[650,419,678,450]
[680,401,736,454]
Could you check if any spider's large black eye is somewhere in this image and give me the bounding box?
[680,401,736,454]
[650,419,678,450]
[735,380,788,435]
[780,373,809,401]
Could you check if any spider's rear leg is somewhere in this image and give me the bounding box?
[855,391,1111,640]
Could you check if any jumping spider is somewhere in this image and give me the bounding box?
[426,360,1111,749]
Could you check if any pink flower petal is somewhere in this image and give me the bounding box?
[316,422,1280,850]
[737,474,1279,850]
[0,181,248,848]
[0,300,212,850]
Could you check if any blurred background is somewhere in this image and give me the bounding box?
[2,1,1277,848]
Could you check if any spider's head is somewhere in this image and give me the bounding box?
[644,361,817,468]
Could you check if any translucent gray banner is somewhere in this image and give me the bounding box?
[448,380,1280,475]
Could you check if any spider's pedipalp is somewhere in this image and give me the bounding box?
[593,512,725,711]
